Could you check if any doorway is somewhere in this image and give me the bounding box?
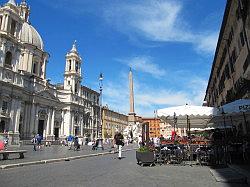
[54,127,59,140]
[38,120,44,137]
[0,121,5,133]
[74,126,79,136]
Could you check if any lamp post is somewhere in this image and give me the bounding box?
[97,73,104,150]
[173,112,177,141]
[221,107,227,140]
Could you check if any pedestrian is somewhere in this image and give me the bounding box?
[138,135,142,147]
[114,131,124,159]
[31,135,37,151]
[67,134,73,150]
[74,136,80,151]
[36,134,42,150]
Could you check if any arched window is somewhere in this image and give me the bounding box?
[4,51,12,67]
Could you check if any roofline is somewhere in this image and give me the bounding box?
[81,85,100,95]
[204,0,232,101]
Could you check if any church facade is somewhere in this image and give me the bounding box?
[0,0,100,145]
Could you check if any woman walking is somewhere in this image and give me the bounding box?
[114,131,124,159]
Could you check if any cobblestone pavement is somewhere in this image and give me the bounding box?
[0,143,137,165]
[0,150,248,187]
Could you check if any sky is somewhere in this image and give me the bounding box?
[2,0,226,117]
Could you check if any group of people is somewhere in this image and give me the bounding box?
[31,131,126,159]
[66,135,81,151]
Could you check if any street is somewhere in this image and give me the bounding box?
[0,150,248,187]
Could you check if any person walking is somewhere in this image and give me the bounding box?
[67,134,73,150]
[36,134,42,150]
[74,136,80,151]
[31,135,37,151]
[114,131,124,159]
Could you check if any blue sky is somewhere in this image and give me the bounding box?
[4,0,226,116]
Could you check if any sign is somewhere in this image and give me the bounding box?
[239,104,250,111]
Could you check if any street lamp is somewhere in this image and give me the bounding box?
[97,73,104,150]
[173,112,177,141]
[221,107,227,140]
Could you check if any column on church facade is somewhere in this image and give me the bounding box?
[1,14,5,30]
[50,108,55,138]
[34,105,39,136]
[60,110,64,137]
[64,110,71,136]
[71,112,74,135]
[42,61,46,79]
[46,108,51,138]
[29,103,37,136]
[4,14,9,31]
[80,114,83,136]
[23,102,29,138]
[14,100,21,133]
[9,98,17,132]
[0,40,5,64]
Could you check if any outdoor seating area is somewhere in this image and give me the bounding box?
[136,132,250,167]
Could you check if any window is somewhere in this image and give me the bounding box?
[32,62,37,74]
[68,81,70,85]
[228,27,234,47]
[74,116,78,124]
[10,19,16,36]
[69,60,72,71]
[225,64,230,79]
[75,83,78,93]
[1,101,8,114]
[76,61,79,72]
[240,32,245,46]
[230,49,237,64]
[4,51,12,67]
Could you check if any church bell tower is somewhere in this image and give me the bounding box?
[64,41,82,95]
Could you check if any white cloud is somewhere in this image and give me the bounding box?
[103,0,218,54]
[195,33,218,54]
[116,56,166,78]
[42,0,219,54]
[102,70,208,117]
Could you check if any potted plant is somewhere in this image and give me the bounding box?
[136,145,155,166]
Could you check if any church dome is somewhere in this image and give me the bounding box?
[20,22,44,50]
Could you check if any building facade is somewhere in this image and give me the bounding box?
[142,118,161,139]
[0,0,100,144]
[102,106,128,141]
[205,0,250,107]
[159,121,173,139]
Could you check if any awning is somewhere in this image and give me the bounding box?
[215,99,250,116]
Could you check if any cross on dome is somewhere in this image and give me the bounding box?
[71,40,78,53]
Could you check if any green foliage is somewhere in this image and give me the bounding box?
[137,145,154,152]
[174,140,180,145]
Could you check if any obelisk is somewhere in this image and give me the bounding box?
[128,67,136,123]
